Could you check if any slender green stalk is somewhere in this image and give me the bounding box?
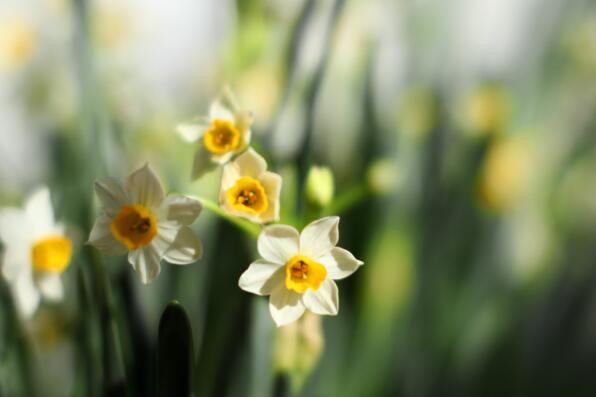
[322,183,371,217]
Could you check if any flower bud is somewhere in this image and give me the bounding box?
[367,159,399,195]
[305,166,335,207]
[274,312,324,393]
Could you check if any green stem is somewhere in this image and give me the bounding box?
[322,183,371,217]
[198,197,260,238]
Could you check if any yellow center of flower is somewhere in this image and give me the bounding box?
[203,119,241,154]
[285,255,327,293]
[226,177,269,215]
[110,204,157,250]
[32,236,72,273]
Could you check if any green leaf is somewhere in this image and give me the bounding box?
[156,301,194,397]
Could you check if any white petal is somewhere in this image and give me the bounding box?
[176,120,208,143]
[319,247,363,280]
[161,195,202,226]
[258,225,300,265]
[259,171,282,223]
[300,216,340,259]
[210,104,235,122]
[126,164,165,208]
[36,273,63,301]
[269,287,305,327]
[162,226,203,265]
[151,222,179,257]
[218,86,240,113]
[191,145,217,180]
[209,92,236,121]
[13,273,40,318]
[128,246,161,284]
[233,148,267,178]
[302,279,339,316]
[87,215,127,256]
[0,210,31,282]
[211,151,235,165]
[220,163,241,192]
[238,260,284,296]
[1,241,30,282]
[235,110,254,137]
[24,187,55,238]
[0,208,29,246]
[94,178,129,216]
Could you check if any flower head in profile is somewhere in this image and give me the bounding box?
[219,148,282,224]
[0,188,72,317]
[239,216,363,326]
[87,164,203,284]
[177,87,253,179]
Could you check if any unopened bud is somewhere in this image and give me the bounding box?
[305,166,335,207]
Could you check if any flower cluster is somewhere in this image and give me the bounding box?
[0,88,363,326]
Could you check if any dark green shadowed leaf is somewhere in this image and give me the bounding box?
[156,301,194,397]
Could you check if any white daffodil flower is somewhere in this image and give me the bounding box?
[0,188,72,318]
[219,148,282,224]
[176,87,253,179]
[239,216,363,327]
[87,164,203,284]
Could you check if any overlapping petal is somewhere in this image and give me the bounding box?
[87,215,127,256]
[161,195,202,226]
[257,225,300,265]
[94,178,129,216]
[269,287,305,327]
[303,279,339,315]
[163,226,203,265]
[239,260,284,296]
[319,247,363,280]
[128,245,162,284]
[126,163,165,208]
[300,216,339,258]
[234,148,267,178]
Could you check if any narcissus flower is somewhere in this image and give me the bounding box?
[239,216,363,326]
[177,88,253,179]
[219,148,282,224]
[0,188,72,317]
[87,164,203,284]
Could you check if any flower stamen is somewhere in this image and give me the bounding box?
[203,119,241,154]
[111,204,157,250]
[32,236,72,273]
[226,177,269,215]
[285,255,326,293]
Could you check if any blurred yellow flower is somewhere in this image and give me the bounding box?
[0,16,37,69]
[219,148,282,224]
[239,216,363,326]
[0,188,71,317]
[463,84,511,135]
[88,164,203,284]
[477,136,532,211]
[177,88,253,179]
